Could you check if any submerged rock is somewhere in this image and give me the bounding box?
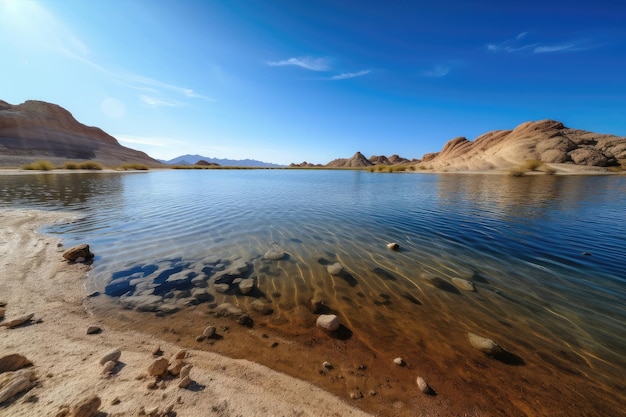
[468,332,503,355]
[387,242,400,251]
[238,278,254,294]
[452,278,475,291]
[327,263,344,276]
[264,247,286,260]
[316,314,340,331]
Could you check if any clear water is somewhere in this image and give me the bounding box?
[2,170,625,411]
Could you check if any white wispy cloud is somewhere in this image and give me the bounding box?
[422,65,450,78]
[117,134,185,148]
[330,69,371,80]
[266,56,331,71]
[488,32,594,55]
[139,95,184,107]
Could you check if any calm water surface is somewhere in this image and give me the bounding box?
[2,170,625,411]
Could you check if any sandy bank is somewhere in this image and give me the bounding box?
[0,209,372,417]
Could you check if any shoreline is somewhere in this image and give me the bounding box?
[0,209,373,417]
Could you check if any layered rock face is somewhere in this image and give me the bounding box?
[420,120,626,171]
[0,100,161,167]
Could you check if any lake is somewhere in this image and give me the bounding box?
[1,169,625,416]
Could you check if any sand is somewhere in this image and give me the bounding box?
[0,209,373,417]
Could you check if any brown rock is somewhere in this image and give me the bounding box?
[86,325,101,335]
[168,360,185,376]
[0,307,5,320]
[0,354,32,373]
[70,395,101,417]
[0,369,37,405]
[179,364,193,380]
[62,244,93,262]
[147,357,169,377]
[178,375,192,389]
[0,313,34,328]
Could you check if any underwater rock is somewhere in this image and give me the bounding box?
[264,247,286,260]
[251,300,273,315]
[316,314,340,331]
[238,278,254,294]
[387,242,400,251]
[468,332,503,355]
[214,283,230,293]
[452,278,475,291]
[327,263,344,276]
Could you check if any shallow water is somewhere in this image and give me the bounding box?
[2,170,625,415]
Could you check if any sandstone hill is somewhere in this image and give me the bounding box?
[0,100,162,168]
[419,120,626,171]
[324,151,414,168]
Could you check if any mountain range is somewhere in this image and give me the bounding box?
[161,154,283,167]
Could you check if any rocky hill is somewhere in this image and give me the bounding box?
[419,120,626,171]
[0,100,162,168]
[324,152,414,168]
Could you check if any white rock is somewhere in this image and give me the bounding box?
[102,361,116,375]
[452,278,475,291]
[467,332,503,354]
[99,348,121,365]
[387,242,400,251]
[238,279,254,294]
[393,357,406,366]
[316,314,340,331]
[322,361,333,370]
[327,263,344,275]
[416,376,430,394]
[264,247,286,260]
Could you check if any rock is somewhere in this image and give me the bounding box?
[102,361,116,375]
[110,396,121,405]
[569,148,616,166]
[147,358,169,377]
[70,395,101,417]
[152,346,164,356]
[416,376,431,394]
[0,313,34,328]
[316,314,340,331]
[251,300,273,315]
[349,390,364,399]
[178,376,192,389]
[393,357,406,367]
[146,379,157,390]
[180,364,193,380]
[195,335,206,342]
[264,247,286,260]
[0,307,5,320]
[0,301,6,307]
[99,348,121,365]
[309,297,325,314]
[0,354,32,373]
[86,326,101,335]
[452,278,475,291]
[327,263,344,275]
[214,303,243,317]
[238,278,255,294]
[144,406,159,416]
[467,332,503,355]
[322,361,333,370]
[214,283,230,293]
[168,360,185,376]
[0,369,37,405]
[191,287,212,301]
[62,244,94,262]
[191,275,208,288]
[202,325,216,338]
[369,390,377,396]
[387,242,400,251]
[238,314,253,327]
[173,350,187,360]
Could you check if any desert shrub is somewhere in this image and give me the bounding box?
[508,168,526,177]
[63,162,80,169]
[22,160,55,171]
[120,163,149,170]
[544,166,557,175]
[78,161,104,170]
[521,160,544,171]
[367,165,408,173]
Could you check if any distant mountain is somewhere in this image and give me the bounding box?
[322,151,415,168]
[419,119,626,171]
[162,154,283,167]
[0,99,162,168]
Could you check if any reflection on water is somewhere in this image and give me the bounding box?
[1,170,625,414]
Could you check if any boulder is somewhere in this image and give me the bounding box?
[569,148,616,166]
[62,244,94,262]
[316,314,340,331]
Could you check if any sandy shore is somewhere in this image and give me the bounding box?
[0,209,373,417]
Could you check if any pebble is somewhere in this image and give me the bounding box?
[99,348,121,366]
[173,350,187,360]
[327,263,344,276]
[214,283,230,293]
[110,397,121,405]
[86,325,101,335]
[0,307,5,320]
[178,376,192,389]
[316,314,340,331]
[467,332,503,355]
[387,242,400,251]
[416,376,430,394]
[0,313,34,328]
[144,406,159,417]
[180,364,193,380]
[202,326,216,337]
[264,247,286,260]
[70,395,101,417]
[369,390,377,396]
[452,278,475,291]
[238,278,255,294]
[393,357,406,366]
[147,357,169,377]
[102,360,116,375]
[146,379,158,390]
[152,346,164,356]
[349,390,364,399]
[322,361,333,370]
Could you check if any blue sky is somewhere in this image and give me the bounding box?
[1,0,625,165]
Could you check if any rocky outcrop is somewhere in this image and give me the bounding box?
[0,99,162,168]
[326,151,374,168]
[195,159,220,166]
[419,120,625,171]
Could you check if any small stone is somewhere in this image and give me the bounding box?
[238,278,255,294]
[146,380,157,390]
[452,278,475,291]
[0,301,6,307]
[349,390,363,400]
[86,326,101,335]
[99,348,121,365]
[322,361,333,370]
[195,335,206,342]
[180,364,193,380]
[369,390,377,396]
[0,313,34,328]
[102,361,116,375]
[316,314,340,331]
[582,251,592,256]
[0,307,5,320]
[110,397,121,405]
[62,244,94,262]
[147,357,169,377]
[467,332,503,355]
[309,298,324,314]
[173,350,187,360]
[70,395,101,417]
[251,300,273,315]
[144,405,159,416]
[327,263,344,275]
[214,283,230,293]
[0,353,32,373]
[168,360,185,376]
[387,242,400,251]
[416,376,430,394]
[393,357,406,367]
[152,346,163,356]
[238,315,253,327]
[264,247,286,260]
[178,376,192,389]
[202,326,216,338]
